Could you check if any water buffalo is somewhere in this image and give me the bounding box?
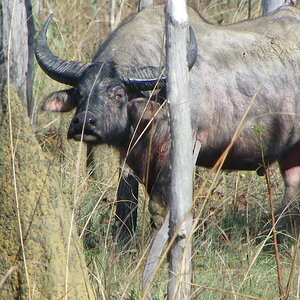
[36,5,300,232]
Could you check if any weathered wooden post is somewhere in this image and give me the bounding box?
[109,0,116,31]
[0,0,35,121]
[166,0,193,299]
[263,0,296,15]
[139,0,155,10]
[139,0,165,11]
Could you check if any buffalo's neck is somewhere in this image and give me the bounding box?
[119,128,170,195]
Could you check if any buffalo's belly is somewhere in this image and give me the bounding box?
[196,148,266,171]
[197,134,299,171]
[197,148,277,171]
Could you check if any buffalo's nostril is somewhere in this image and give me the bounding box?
[88,118,96,126]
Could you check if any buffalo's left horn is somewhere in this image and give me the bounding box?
[35,14,91,86]
[121,26,197,91]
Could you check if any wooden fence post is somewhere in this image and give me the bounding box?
[166,0,193,299]
[263,0,296,15]
[0,0,35,122]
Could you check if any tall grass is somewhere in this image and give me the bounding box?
[33,0,300,299]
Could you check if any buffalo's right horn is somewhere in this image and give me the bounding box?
[186,26,197,69]
[35,14,91,86]
[120,66,167,91]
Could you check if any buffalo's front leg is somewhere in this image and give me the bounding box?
[278,142,300,233]
[114,169,138,243]
[148,165,170,230]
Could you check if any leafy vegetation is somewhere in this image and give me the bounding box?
[33,0,300,299]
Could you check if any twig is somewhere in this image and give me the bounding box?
[0,266,18,289]
[285,231,300,298]
[248,0,252,19]
[264,167,285,299]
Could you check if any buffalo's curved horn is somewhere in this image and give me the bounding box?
[121,66,167,91]
[121,26,197,91]
[186,26,197,69]
[35,14,91,86]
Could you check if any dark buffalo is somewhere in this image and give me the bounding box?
[36,5,300,231]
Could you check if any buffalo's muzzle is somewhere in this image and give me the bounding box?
[67,111,101,143]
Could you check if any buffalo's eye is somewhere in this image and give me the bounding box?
[108,85,125,102]
[115,94,123,101]
[113,87,125,101]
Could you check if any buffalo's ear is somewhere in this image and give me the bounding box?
[41,88,78,112]
[128,98,160,128]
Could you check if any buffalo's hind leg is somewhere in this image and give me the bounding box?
[278,142,300,234]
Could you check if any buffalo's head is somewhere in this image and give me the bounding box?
[35,15,197,147]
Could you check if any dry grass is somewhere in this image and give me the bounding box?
[33,0,300,299]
